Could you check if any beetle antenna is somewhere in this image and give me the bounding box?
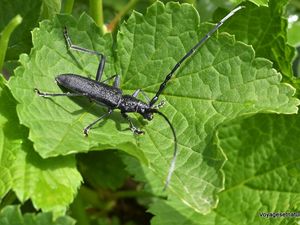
[149,6,245,107]
[155,110,178,190]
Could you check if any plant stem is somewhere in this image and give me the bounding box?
[89,0,104,29]
[107,0,138,31]
[63,0,74,14]
[0,15,22,71]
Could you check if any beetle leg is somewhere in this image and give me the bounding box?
[63,27,106,82]
[35,88,88,97]
[121,112,144,135]
[132,89,150,103]
[83,108,113,136]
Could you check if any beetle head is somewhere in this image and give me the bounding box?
[138,107,155,120]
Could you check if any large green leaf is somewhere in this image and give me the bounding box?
[212,114,300,224]
[150,114,300,225]
[215,0,294,79]
[9,2,299,213]
[0,205,75,225]
[0,77,82,215]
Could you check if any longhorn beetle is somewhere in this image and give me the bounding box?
[35,6,244,189]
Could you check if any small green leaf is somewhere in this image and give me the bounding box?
[9,2,299,214]
[40,0,62,20]
[0,205,75,225]
[12,144,82,215]
[0,77,82,215]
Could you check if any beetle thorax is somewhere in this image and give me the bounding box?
[119,95,154,120]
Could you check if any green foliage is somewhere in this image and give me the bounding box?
[215,0,294,80]
[8,1,299,215]
[0,0,41,61]
[40,0,62,20]
[229,0,269,7]
[77,151,128,190]
[1,0,300,224]
[0,77,82,215]
[215,114,300,224]
[150,114,300,225]
[0,205,75,225]
[288,21,300,46]
[249,0,269,6]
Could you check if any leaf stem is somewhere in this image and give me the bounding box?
[62,0,74,14]
[0,15,22,71]
[107,0,139,31]
[89,0,104,29]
